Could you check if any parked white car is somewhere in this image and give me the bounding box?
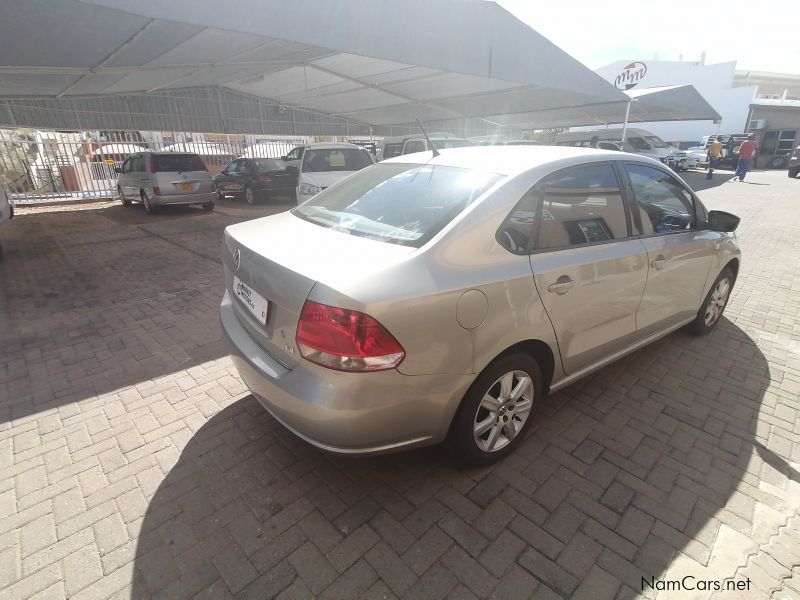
[292,143,374,204]
[685,146,709,170]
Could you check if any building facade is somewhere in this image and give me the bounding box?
[593,60,757,145]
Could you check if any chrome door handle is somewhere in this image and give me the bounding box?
[650,255,667,270]
[548,276,575,295]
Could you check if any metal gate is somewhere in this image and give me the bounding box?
[0,129,309,205]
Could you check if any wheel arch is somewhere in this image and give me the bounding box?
[724,257,740,282]
[489,338,556,395]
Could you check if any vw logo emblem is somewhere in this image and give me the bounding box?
[232,249,241,272]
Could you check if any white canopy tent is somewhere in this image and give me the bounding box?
[0,0,631,134]
[483,85,722,131]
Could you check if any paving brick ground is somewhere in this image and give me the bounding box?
[1,170,799,599]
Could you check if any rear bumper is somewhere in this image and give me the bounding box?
[152,192,215,206]
[219,290,473,454]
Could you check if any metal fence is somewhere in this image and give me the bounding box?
[0,129,312,204]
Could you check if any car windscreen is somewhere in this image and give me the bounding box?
[302,148,373,172]
[253,158,287,171]
[292,164,502,247]
[644,136,670,148]
[431,139,473,150]
[153,154,206,172]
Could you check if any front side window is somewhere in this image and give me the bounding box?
[293,164,501,247]
[625,163,695,234]
[121,157,131,173]
[535,164,628,250]
[302,148,373,172]
[225,160,239,174]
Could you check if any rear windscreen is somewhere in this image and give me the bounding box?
[292,164,502,247]
[153,154,206,172]
[302,148,373,172]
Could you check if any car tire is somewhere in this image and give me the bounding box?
[119,187,131,207]
[141,191,155,214]
[686,267,734,336]
[202,201,214,211]
[447,353,542,466]
[789,167,799,178]
[244,186,256,205]
[290,188,298,203]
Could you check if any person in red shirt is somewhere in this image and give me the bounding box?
[733,134,759,181]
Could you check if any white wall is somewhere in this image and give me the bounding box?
[591,60,757,143]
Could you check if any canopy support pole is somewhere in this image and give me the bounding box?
[620,100,632,146]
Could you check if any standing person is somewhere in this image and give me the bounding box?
[707,135,723,180]
[733,134,759,182]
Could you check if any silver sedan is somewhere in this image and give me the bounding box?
[220,146,741,464]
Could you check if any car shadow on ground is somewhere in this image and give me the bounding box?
[0,206,240,426]
[680,170,735,192]
[130,317,770,599]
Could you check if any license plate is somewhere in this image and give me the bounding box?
[233,276,269,325]
[224,184,241,191]
[179,182,194,191]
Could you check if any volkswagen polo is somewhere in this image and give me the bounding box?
[220,146,741,464]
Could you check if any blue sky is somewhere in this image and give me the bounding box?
[494,0,799,74]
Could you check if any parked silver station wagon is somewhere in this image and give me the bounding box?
[116,151,216,214]
[220,147,741,464]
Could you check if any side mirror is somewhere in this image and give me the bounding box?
[708,210,740,232]
[286,165,299,175]
[114,166,122,174]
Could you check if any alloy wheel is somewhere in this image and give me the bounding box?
[245,187,255,204]
[704,277,730,327]
[473,370,533,452]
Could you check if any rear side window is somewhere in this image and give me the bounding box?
[382,143,403,159]
[292,164,502,247]
[535,164,628,250]
[403,140,426,154]
[253,159,287,171]
[153,154,206,172]
[624,164,696,234]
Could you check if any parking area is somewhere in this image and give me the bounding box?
[1,170,799,599]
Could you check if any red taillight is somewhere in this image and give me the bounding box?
[152,186,161,195]
[296,300,404,372]
[257,175,272,183]
[148,154,156,173]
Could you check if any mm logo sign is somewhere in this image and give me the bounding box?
[614,62,647,90]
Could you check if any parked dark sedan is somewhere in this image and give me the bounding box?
[214,158,297,203]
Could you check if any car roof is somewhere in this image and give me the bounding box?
[305,142,363,150]
[143,151,203,156]
[380,145,654,176]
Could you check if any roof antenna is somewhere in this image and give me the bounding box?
[415,117,440,157]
